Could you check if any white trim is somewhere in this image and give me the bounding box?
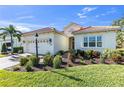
[82,35,103,48]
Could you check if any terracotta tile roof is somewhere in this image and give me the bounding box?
[23,27,55,35]
[72,26,121,34]
[23,27,67,36]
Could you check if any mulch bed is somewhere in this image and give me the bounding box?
[5,55,124,72]
[5,58,85,72]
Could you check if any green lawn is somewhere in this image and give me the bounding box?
[0,64,124,87]
[0,54,6,58]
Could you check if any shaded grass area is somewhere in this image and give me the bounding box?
[117,48,124,51]
[0,54,6,58]
[1,64,124,87]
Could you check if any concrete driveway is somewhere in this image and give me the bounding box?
[0,56,19,70]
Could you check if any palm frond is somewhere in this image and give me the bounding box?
[15,30,22,35]
[13,33,22,42]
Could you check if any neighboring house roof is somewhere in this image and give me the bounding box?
[23,27,66,36]
[72,26,121,34]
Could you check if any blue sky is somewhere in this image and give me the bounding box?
[0,5,123,32]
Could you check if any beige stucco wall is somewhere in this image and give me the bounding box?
[74,31,117,52]
[22,33,55,55]
[22,32,69,55]
[54,33,69,54]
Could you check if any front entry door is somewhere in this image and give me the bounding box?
[69,37,74,50]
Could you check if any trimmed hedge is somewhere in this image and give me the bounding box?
[43,54,53,66]
[13,47,23,53]
[20,57,29,66]
[29,55,39,67]
[53,55,62,69]
[1,43,7,53]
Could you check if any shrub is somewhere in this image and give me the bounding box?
[25,61,33,72]
[1,43,7,53]
[102,49,114,59]
[13,66,20,71]
[111,53,122,63]
[68,49,77,58]
[84,50,93,59]
[102,49,122,62]
[75,49,85,58]
[120,56,124,62]
[29,55,39,67]
[83,60,91,65]
[92,51,101,58]
[13,47,23,53]
[55,50,65,56]
[117,49,124,56]
[80,59,86,65]
[104,59,113,64]
[100,55,105,63]
[43,54,53,66]
[91,58,99,64]
[20,57,28,66]
[79,50,85,57]
[91,58,96,64]
[53,55,62,69]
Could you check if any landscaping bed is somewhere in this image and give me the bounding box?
[5,58,84,72]
[5,49,124,72]
[0,54,7,58]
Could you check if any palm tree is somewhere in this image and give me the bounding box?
[112,18,124,27]
[112,17,124,48]
[0,25,22,54]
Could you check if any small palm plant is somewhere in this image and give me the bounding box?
[0,25,22,54]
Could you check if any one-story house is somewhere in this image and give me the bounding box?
[0,22,121,55]
[21,27,68,55]
[72,25,121,52]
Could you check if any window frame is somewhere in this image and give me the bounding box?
[89,36,96,47]
[97,36,102,47]
[83,36,88,47]
[82,35,102,48]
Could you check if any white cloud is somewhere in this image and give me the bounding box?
[16,15,34,20]
[82,7,97,12]
[16,26,32,32]
[77,7,97,19]
[0,20,45,32]
[77,13,87,18]
[95,15,99,18]
[0,20,58,32]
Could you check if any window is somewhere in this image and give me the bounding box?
[83,37,88,47]
[89,36,96,47]
[83,36,102,47]
[97,36,102,47]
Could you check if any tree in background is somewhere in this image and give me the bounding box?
[112,17,124,48]
[1,43,7,53]
[0,25,22,54]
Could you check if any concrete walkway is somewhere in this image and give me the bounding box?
[0,56,19,70]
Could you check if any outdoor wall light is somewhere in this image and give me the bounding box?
[49,38,52,43]
[35,33,39,37]
[49,38,52,45]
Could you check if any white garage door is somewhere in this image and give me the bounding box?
[25,43,51,55]
[38,43,52,55]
